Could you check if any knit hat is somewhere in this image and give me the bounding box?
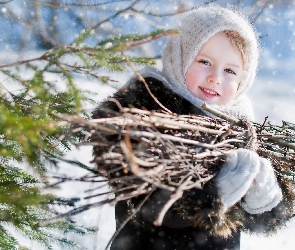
[162,5,260,120]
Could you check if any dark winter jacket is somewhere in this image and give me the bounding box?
[92,68,295,250]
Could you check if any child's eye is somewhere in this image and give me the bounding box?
[225,68,236,75]
[198,59,211,66]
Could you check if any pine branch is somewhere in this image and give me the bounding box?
[0,27,176,249]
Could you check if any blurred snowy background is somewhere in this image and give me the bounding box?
[1,0,295,249]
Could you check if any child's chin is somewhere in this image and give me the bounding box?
[196,95,220,106]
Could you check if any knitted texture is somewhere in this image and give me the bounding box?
[242,157,283,214]
[215,149,260,213]
[162,5,260,120]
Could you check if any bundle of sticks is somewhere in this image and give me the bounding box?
[53,104,294,228]
[83,105,294,191]
[77,105,284,203]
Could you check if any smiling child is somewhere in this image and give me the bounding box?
[92,5,294,250]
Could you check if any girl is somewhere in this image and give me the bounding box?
[92,5,294,250]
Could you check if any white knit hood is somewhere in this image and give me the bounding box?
[162,5,260,120]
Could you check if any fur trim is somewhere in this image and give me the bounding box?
[174,181,243,238]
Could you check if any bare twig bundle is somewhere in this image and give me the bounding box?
[93,108,251,184]
[45,106,295,231]
[70,105,295,195]
[65,107,253,207]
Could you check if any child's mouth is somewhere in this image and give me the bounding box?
[199,87,220,98]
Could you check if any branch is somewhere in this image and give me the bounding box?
[0,0,12,3]
[201,103,240,124]
[33,0,59,47]
[90,0,141,31]
[0,54,48,68]
[123,54,172,113]
[39,198,115,226]
[153,174,213,226]
[252,0,271,23]
[129,0,216,17]
[39,0,128,8]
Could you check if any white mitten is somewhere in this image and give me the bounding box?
[215,148,260,213]
[242,157,282,214]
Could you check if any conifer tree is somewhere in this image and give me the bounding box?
[0,16,177,248]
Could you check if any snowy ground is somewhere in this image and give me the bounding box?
[242,218,295,250]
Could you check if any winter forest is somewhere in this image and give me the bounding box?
[0,0,295,249]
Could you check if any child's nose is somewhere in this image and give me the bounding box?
[206,70,221,84]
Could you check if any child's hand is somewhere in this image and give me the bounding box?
[241,157,282,214]
[215,149,260,213]
[215,148,282,214]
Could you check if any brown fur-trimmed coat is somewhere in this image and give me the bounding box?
[92,72,295,250]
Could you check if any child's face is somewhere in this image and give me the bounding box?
[185,32,243,105]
